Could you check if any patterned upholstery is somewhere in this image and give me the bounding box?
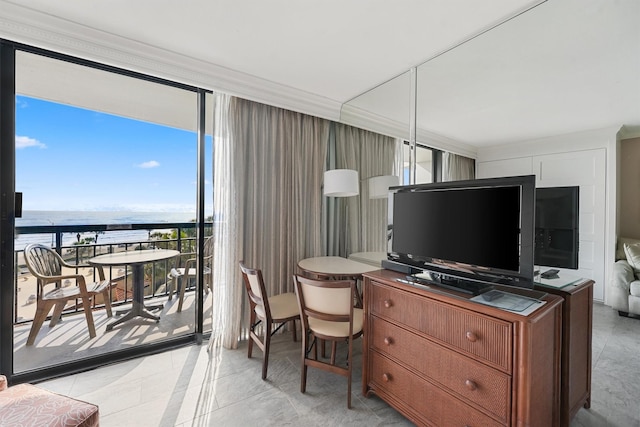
[0,381,99,427]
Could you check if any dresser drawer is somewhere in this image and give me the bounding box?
[369,351,505,427]
[369,281,513,372]
[370,316,511,423]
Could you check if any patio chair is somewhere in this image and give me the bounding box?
[240,261,299,380]
[23,244,113,346]
[167,236,214,312]
[293,275,363,408]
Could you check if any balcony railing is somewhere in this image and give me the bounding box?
[13,221,212,325]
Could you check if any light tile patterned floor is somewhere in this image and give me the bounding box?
[39,303,640,426]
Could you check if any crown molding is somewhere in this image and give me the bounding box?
[476,125,622,162]
[618,125,640,140]
[340,103,477,159]
[0,1,342,121]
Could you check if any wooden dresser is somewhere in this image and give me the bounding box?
[534,279,593,426]
[362,270,563,427]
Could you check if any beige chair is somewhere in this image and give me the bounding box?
[240,261,299,380]
[23,244,113,346]
[168,236,214,312]
[293,275,363,408]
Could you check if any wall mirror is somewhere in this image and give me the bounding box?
[340,0,638,157]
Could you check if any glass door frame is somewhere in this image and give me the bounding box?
[0,39,212,384]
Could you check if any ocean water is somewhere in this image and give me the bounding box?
[15,210,197,250]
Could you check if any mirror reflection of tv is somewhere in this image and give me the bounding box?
[387,175,536,291]
[535,186,579,269]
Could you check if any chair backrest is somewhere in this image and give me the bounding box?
[23,244,64,281]
[203,235,214,268]
[293,275,355,324]
[239,261,270,317]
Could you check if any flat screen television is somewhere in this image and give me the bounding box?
[535,186,579,269]
[387,175,536,292]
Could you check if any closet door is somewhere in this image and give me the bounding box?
[534,149,606,302]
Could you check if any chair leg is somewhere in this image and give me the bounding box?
[247,311,256,359]
[81,296,97,339]
[301,332,308,393]
[291,319,297,342]
[103,290,113,317]
[49,302,66,327]
[167,276,177,301]
[177,277,187,312]
[262,320,272,380]
[313,335,318,360]
[330,341,337,365]
[27,301,54,346]
[347,338,353,409]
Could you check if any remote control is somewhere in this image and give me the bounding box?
[540,269,560,279]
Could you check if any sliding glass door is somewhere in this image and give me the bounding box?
[1,42,213,381]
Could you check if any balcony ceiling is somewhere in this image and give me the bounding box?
[1,0,639,151]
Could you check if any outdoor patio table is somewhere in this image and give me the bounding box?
[89,249,180,331]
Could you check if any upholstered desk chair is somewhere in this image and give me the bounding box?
[23,244,113,346]
[168,236,214,312]
[240,261,299,380]
[293,275,363,408]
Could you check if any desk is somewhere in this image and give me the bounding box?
[298,256,380,307]
[89,249,180,331]
[298,256,380,278]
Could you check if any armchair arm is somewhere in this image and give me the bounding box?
[40,273,85,285]
[58,258,91,269]
[611,260,634,292]
[184,257,197,270]
[58,259,107,280]
[609,260,635,312]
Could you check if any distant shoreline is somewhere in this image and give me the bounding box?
[14,210,197,251]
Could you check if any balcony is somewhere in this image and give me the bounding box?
[12,221,213,373]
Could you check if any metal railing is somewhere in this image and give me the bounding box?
[13,221,212,324]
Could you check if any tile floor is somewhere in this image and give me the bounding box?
[13,293,211,373]
[38,302,640,427]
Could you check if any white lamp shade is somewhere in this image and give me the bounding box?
[324,169,359,197]
[368,175,399,199]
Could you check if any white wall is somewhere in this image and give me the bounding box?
[476,126,620,303]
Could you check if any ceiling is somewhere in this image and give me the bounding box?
[1,0,639,154]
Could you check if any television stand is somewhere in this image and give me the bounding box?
[406,273,493,296]
[362,269,563,427]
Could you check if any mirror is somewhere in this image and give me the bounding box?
[341,0,639,154]
[340,70,412,141]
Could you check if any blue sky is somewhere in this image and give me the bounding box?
[15,96,212,212]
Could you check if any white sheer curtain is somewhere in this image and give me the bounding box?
[327,124,399,256]
[211,95,329,349]
[210,93,243,349]
[442,151,475,181]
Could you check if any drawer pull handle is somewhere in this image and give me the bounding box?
[382,373,391,382]
[383,299,392,308]
[465,379,477,391]
[383,337,393,346]
[465,331,478,342]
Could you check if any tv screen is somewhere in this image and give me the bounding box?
[535,186,579,269]
[388,175,535,289]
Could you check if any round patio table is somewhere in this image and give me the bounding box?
[89,249,180,331]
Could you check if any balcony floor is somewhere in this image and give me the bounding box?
[13,292,212,373]
[33,302,640,426]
